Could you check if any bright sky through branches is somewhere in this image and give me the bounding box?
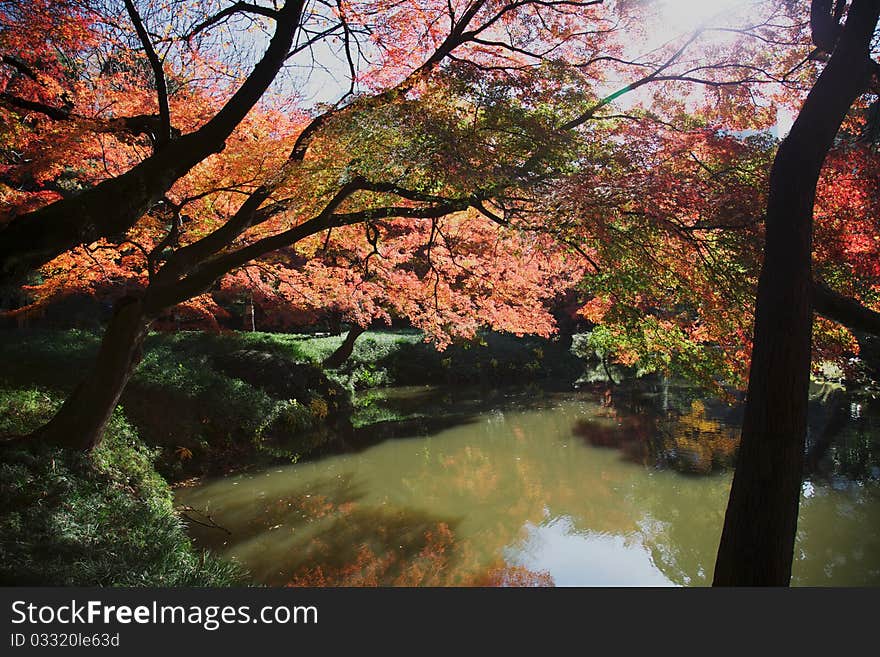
[627,0,795,135]
[649,0,750,45]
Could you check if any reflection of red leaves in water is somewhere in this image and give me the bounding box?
[286,522,553,587]
[287,545,396,587]
[466,565,554,587]
[297,494,338,520]
[287,523,455,587]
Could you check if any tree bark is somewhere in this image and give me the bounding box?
[35,297,150,451]
[713,0,879,586]
[323,325,367,369]
[813,281,880,336]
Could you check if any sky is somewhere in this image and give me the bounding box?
[650,0,750,45]
[635,0,796,136]
[272,0,796,136]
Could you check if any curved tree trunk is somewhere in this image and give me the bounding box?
[323,325,367,369]
[713,0,879,586]
[35,297,150,451]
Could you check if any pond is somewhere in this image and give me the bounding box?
[175,380,880,586]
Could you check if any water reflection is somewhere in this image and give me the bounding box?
[176,381,880,586]
[507,517,676,586]
[572,398,739,475]
[804,388,880,484]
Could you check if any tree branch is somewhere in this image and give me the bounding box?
[813,282,880,336]
[122,0,172,148]
[0,0,305,285]
[186,1,280,39]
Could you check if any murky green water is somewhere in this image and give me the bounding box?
[175,381,880,586]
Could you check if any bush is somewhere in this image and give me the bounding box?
[0,388,243,586]
[365,332,583,389]
[0,330,353,479]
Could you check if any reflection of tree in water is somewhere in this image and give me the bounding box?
[189,394,718,586]
[469,564,554,586]
[805,389,880,484]
[286,510,459,586]
[285,509,554,587]
[572,393,739,475]
[566,382,880,585]
[284,415,634,586]
[180,382,880,587]
[186,470,556,586]
[655,400,738,474]
[572,381,880,480]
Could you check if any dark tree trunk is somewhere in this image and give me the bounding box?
[713,0,879,586]
[328,311,343,336]
[323,325,367,369]
[35,297,150,451]
[0,143,209,284]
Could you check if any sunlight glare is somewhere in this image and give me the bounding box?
[650,0,751,44]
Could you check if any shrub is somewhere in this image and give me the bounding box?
[0,388,243,586]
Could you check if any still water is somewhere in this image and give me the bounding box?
[176,381,880,586]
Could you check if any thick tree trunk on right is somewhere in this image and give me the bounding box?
[713,0,879,586]
[323,325,367,369]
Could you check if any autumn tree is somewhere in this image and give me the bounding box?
[0,0,308,284]
[11,0,627,449]
[223,215,585,359]
[557,113,880,394]
[548,124,775,393]
[9,0,868,459]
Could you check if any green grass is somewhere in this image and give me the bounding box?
[0,329,352,479]
[0,388,244,586]
[315,329,584,391]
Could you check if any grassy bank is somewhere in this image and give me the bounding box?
[0,388,243,585]
[320,330,584,390]
[0,330,356,480]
